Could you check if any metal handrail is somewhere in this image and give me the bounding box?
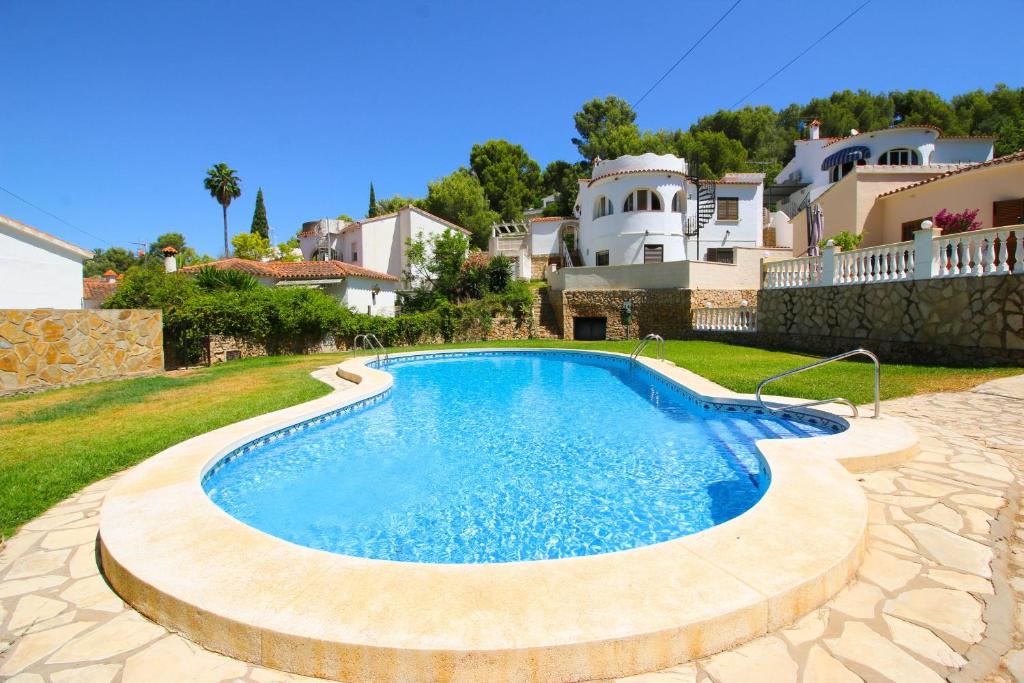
[630,334,665,361]
[351,333,389,365]
[755,348,880,419]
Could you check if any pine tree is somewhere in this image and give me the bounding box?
[250,187,269,238]
[368,182,378,218]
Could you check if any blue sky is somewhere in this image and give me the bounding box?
[1,0,1021,256]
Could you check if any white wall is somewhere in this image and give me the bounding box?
[577,174,688,266]
[529,220,563,256]
[685,183,763,260]
[0,225,87,309]
[339,278,397,317]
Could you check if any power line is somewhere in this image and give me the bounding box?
[730,0,872,109]
[633,0,744,108]
[0,183,112,247]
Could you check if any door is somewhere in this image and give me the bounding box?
[573,317,607,341]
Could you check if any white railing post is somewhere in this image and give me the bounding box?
[913,223,941,280]
[821,243,840,286]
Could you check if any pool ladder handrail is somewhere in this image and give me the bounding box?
[755,348,880,419]
[630,334,665,361]
[352,333,389,365]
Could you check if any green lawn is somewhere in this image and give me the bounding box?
[1,340,1018,538]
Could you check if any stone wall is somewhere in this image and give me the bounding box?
[755,274,1024,365]
[0,309,164,394]
[559,288,758,341]
[531,255,560,280]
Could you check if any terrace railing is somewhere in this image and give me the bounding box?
[692,306,757,332]
[763,254,823,288]
[764,224,1024,289]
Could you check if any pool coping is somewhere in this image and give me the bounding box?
[98,348,918,682]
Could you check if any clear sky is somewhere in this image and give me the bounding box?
[2,0,1021,256]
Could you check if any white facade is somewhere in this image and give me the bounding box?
[572,153,765,266]
[0,214,93,309]
[299,206,471,286]
[775,123,995,213]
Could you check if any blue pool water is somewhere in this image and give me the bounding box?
[204,351,838,564]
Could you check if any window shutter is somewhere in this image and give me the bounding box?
[993,198,1024,227]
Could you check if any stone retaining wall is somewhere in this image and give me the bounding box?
[0,309,164,394]
[754,274,1024,365]
[531,256,560,280]
[559,288,758,340]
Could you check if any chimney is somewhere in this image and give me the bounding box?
[809,119,821,140]
[162,246,178,273]
[103,269,118,284]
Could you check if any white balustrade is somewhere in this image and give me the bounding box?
[761,224,1024,288]
[692,306,757,332]
[762,255,822,289]
[835,241,914,285]
[933,225,1024,278]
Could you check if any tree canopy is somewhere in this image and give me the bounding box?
[419,168,500,250]
[469,140,543,220]
[250,187,269,238]
[203,163,241,257]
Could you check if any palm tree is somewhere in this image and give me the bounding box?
[203,163,242,257]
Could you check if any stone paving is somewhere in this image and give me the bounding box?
[1,374,1022,682]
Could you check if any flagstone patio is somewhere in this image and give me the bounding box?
[1,374,1022,683]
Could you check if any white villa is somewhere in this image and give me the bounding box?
[180,259,399,317]
[0,213,94,309]
[574,153,766,266]
[774,120,995,216]
[297,205,472,285]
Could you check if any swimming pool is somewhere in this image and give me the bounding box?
[203,351,839,563]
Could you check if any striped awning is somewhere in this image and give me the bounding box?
[821,145,871,170]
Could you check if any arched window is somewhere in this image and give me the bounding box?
[671,190,685,213]
[593,196,613,219]
[622,189,662,213]
[878,148,921,165]
[829,159,866,183]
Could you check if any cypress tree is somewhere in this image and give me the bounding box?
[250,187,269,238]
[368,182,378,218]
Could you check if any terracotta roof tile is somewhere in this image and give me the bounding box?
[179,258,398,282]
[83,277,119,301]
[877,149,1024,198]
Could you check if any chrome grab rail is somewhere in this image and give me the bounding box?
[352,333,389,365]
[755,348,880,419]
[630,334,665,361]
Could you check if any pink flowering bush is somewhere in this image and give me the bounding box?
[933,208,982,234]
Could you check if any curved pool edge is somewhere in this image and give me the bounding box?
[99,348,916,682]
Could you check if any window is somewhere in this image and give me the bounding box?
[828,159,867,182]
[596,250,610,266]
[901,217,932,241]
[878,148,920,165]
[593,196,614,219]
[716,197,739,221]
[993,198,1024,227]
[643,244,664,263]
[705,248,734,264]
[671,190,685,213]
[351,243,358,262]
[622,189,662,213]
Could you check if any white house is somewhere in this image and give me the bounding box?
[571,153,766,266]
[179,259,399,317]
[774,121,995,215]
[0,213,94,309]
[298,205,472,286]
